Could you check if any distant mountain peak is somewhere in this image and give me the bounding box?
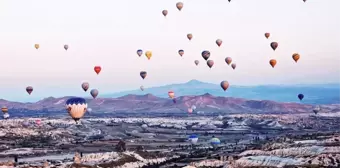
[202,93,214,97]
[186,79,203,84]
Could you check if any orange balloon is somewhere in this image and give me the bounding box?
[292,53,300,63]
[269,59,277,68]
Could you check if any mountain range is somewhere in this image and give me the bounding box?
[1,93,340,118]
[0,80,339,118]
[103,80,340,105]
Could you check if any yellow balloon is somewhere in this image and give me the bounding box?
[34,44,40,49]
[145,51,152,60]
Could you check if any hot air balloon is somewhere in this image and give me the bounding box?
[231,63,236,70]
[176,2,183,11]
[298,94,304,101]
[178,50,184,57]
[270,42,278,51]
[207,60,214,68]
[189,134,198,144]
[2,106,9,119]
[3,113,9,119]
[216,39,222,47]
[313,105,320,115]
[81,82,89,92]
[303,0,306,2]
[228,0,231,2]
[191,105,196,111]
[87,108,92,113]
[64,44,69,51]
[210,137,221,146]
[188,108,193,114]
[137,49,143,57]
[187,34,193,41]
[35,119,41,126]
[90,89,99,99]
[140,85,144,91]
[194,60,199,66]
[168,91,175,99]
[220,81,229,91]
[201,51,210,61]
[1,106,8,114]
[265,33,270,39]
[22,120,30,127]
[145,51,152,60]
[94,66,101,75]
[225,57,232,65]
[140,71,147,79]
[292,53,300,63]
[26,86,33,95]
[162,10,168,17]
[66,97,87,123]
[34,44,39,49]
[269,59,277,68]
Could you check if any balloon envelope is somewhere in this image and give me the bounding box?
[211,137,221,145]
[216,39,222,47]
[191,105,196,111]
[176,2,183,11]
[81,82,89,92]
[34,44,39,49]
[270,42,278,51]
[194,60,199,66]
[207,60,214,68]
[178,50,184,56]
[94,66,101,74]
[269,59,277,68]
[145,51,152,60]
[313,105,320,114]
[188,108,193,113]
[187,34,193,40]
[162,10,168,16]
[189,134,198,144]
[225,57,232,65]
[26,86,33,95]
[220,81,229,91]
[140,86,144,91]
[231,63,236,70]
[140,71,147,79]
[298,94,304,101]
[66,97,87,123]
[168,91,175,99]
[90,89,99,99]
[265,33,270,39]
[1,106,8,113]
[292,53,300,62]
[137,49,143,57]
[64,44,69,50]
[3,113,10,119]
[202,51,210,60]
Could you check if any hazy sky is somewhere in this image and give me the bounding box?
[0,0,339,102]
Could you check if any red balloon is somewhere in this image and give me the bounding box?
[94,66,101,75]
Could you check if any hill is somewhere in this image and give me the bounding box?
[102,80,340,105]
[1,93,339,118]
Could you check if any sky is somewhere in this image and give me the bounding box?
[0,0,339,102]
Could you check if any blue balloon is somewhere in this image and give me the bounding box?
[66,97,87,105]
[298,94,304,101]
[189,134,198,139]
